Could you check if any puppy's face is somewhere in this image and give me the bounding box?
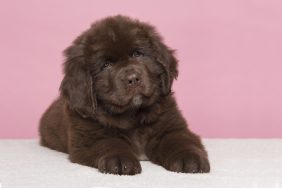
[89,24,164,113]
[61,16,178,116]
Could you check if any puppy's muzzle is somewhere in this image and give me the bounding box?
[126,72,141,87]
[120,67,143,88]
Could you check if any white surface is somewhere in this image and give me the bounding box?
[0,139,282,188]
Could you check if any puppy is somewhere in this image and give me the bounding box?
[39,15,210,175]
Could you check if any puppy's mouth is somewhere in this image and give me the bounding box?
[130,95,143,107]
[127,87,157,108]
[105,92,152,111]
[97,85,157,114]
[128,86,155,104]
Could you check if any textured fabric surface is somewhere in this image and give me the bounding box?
[0,139,281,188]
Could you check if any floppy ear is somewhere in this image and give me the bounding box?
[152,38,178,96]
[60,36,97,118]
[158,46,178,96]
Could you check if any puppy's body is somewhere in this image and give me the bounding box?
[39,16,210,175]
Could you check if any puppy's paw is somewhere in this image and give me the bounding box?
[164,151,210,173]
[98,155,141,175]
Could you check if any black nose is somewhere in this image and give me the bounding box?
[127,73,141,87]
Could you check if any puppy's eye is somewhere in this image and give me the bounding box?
[102,56,117,69]
[132,50,144,58]
[102,57,115,69]
[103,61,113,68]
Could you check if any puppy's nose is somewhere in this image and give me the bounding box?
[127,73,141,87]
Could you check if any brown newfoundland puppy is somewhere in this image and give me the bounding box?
[39,15,210,175]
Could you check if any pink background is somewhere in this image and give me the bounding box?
[0,0,282,138]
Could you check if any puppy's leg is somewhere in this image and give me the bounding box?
[146,128,210,173]
[68,129,141,175]
[39,99,68,153]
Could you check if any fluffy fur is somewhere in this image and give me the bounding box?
[39,15,210,175]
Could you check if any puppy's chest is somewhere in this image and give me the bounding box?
[130,130,149,161]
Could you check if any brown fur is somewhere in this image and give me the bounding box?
[39,15,210,175]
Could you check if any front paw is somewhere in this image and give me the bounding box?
[164,150,210,173]
[98,154,141,175]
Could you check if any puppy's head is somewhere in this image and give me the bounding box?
[60,15,178,117]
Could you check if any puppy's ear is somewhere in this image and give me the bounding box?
[60,35,97,118]
[152,37,178,96]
